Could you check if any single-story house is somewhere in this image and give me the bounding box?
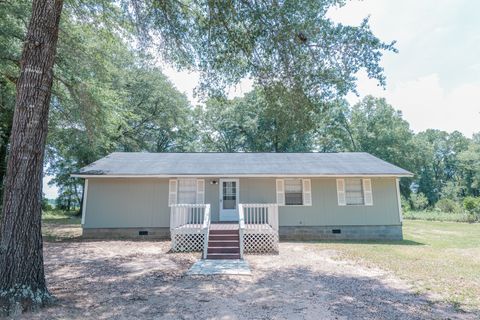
[73,152,412,259]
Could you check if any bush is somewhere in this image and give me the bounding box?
[410,192,429,210]
[463,196,480,215]
[401,195,411,212]
[435,198,462,214]
[403,210,479,223]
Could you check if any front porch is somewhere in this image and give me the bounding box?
[170,203,279,258]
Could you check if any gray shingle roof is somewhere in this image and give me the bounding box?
[73,152,412,177]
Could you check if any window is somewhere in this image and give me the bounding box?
[285,179,303,205]
[345,178,364,205]
[177,179,197,204]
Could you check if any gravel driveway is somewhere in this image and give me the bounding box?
[21,241,474,320]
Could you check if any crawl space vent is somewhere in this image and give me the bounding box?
[139,230,148,236]
[332,229,341,234]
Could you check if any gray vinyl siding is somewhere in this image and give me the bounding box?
[84,178,170,229]
[83,176,401,229]
[236,177,400,226]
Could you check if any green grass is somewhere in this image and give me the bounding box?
[42,210,81,241]
[404,210,479,222]
[42,209,81,224]
[314,220,480,312]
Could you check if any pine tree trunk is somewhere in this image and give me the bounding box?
[0,0,63,316]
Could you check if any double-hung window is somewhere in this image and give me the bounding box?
[345,178,364,205]
[177,179,197,204]
[168,179,205,206]
[284,179,303,205]
[276,178,312,206]
[336,178,373,206]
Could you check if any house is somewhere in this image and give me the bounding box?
[72,152,412,259]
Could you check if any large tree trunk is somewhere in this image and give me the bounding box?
[0,0,63,316]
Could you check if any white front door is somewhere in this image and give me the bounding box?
[219,179,239,221]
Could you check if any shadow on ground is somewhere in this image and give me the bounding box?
[19,240,477,320]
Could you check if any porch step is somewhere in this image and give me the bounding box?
[207,229,241,259]
[209,234,239,241]
[207,253,241,260]
[209,229,239,235]
[207,247,240,254]
[208,240,239,247]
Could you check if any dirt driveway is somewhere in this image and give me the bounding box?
[22,240,474,320]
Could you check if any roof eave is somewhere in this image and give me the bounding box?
[71,173,413,178]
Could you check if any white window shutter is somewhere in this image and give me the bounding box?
[302,179,312,206]
[363,178,373,206]
[336,179,346,206]
[196,179,205,204]
[168,179,177,206]
[276,179,285,205]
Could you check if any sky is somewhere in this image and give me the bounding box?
[43,0,480,198]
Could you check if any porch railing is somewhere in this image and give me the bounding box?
[238,203,279,255]
[170,204,209,230]
[170,204,211,254]
[239,203,279,231]
[238,204,246,259]
[202,205,211,259]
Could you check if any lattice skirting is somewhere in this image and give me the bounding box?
[171,231,205,252]
[243,232,279,254]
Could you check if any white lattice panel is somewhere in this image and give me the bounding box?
[243,232,279,254]
[171,232,205,252]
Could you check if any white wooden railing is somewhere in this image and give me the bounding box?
[238,204,246,259]
[170,204,211,255]
[238,203,279,257]
[170,204,210,230]
[239,203,279,231]
[202,205,211,259]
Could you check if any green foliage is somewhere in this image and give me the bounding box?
[130,0,396,101]
[410,193,429,211]
[400,195,411,212]
[435,198,462,214]
[463,197,480,215]
[403,210,478,223]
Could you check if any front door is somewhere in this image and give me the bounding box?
[219,179,239,221]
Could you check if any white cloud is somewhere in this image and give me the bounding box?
[349,73,480,137]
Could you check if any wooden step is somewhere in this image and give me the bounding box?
[209,229,239,235]
[209,234,239,241]
[207,253,241,260]
[208,247,240,254]
[208,240,239,247]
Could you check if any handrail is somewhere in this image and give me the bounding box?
[170,203,208,230]
[238,204,245,259]
[239,203,278,231]
[202,204,211,259]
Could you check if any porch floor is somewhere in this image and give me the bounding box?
[174,223,274,232]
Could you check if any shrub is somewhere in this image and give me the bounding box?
[401,195,411,212]
[435,198,462,213]
[463,196,480,215]
[410,192,429,210]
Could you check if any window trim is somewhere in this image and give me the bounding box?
[276,178,312,207]
[337,178,373,207]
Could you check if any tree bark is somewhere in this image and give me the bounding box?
[0,0,63,315]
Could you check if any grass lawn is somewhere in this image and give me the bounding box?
[42,210,81,241]
[314,220,480,312]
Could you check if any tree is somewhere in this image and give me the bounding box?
[130,0,396,102]
[1,0,394,314]
[458,134,480,197]
[343,96,417,196]
[0,0,63,314]
[414,129,470,204]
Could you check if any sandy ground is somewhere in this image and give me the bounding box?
[17,239,477,320]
